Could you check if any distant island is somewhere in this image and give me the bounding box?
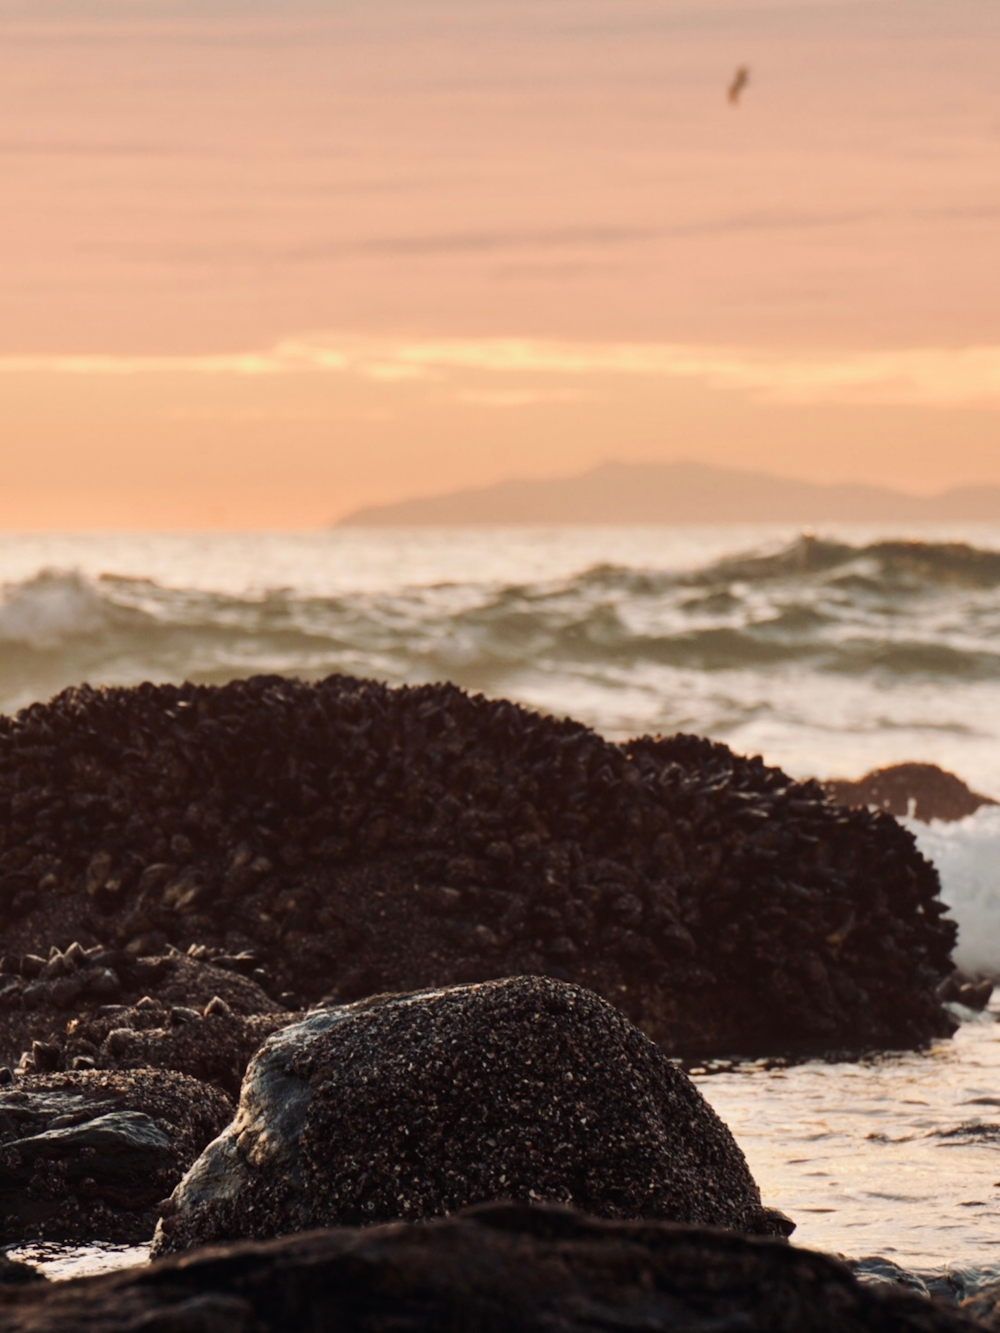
[337,461,1000,526]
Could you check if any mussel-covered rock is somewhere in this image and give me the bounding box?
[0,674,958,1056]
[0,1069,231,1245]
[1,1203,985,1333]
[152,976,789,1255]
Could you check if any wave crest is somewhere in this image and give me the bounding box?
[0,569,114,648]
[0,533,998,739]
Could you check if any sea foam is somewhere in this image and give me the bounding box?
[0,569,109,648]
[907,807,1000,977]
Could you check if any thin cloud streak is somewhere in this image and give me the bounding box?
[4,335,1000,408]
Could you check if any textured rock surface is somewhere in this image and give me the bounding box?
[0,945,290,1092]
[153,977,789,1255]
[0,1204,986,1333]
[62,994,292,1099]
[0,1069,231,1244]
[960,1280,1000,1327]
[823,762,996,824]
[0,674,958,1056]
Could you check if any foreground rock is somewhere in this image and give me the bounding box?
[959,1281,1000,1328]
[0,675,957,1056]
[0,1069,231,1244]
[153,977,788,1255]
[823,762,997,824]
[0,1204,986,1333]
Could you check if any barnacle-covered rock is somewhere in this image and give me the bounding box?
[0,945,286,1085]
[0,1068,231,1245]
[152,977,789,1254]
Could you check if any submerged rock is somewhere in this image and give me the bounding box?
[0,1203,985,1333]
[0,674,958,1057]
[0,1069,231,1245]
[153,976,789,1255]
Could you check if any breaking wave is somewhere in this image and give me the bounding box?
[0,531,998,797]
[908,807,1000,978]
[1,536,998,706]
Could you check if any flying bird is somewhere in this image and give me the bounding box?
[728,65,750,105]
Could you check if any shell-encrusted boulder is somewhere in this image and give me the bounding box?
[152,976,789,1255]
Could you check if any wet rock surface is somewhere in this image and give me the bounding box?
[0,1258,42,1288]
[960,1280,1000,1328]
[939,974,994,1012]
[153,976,790,1255]
[823,762,997,824]
[849,1255,969,1306]
[0,1069,231,1245]
[0,1203,987,1333]
[0,675,958,1056]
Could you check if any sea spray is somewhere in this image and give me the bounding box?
[908,807,1000,978]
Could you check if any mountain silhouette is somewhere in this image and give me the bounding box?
[337,461,1000,526]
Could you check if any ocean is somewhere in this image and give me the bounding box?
[2,523,1000,1285]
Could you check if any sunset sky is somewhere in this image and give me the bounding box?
[3,0,1000,527]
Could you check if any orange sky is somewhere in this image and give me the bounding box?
[3,0,1000,527]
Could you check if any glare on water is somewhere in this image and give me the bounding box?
[694,1003,1000,1279]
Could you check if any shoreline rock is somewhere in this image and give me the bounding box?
[822,763,996,825]
[0,675,959,1058]
[0,1069,231,1246]
[0,1203,986,1332]
[0,946,293,1095]
[153,976,790,1255]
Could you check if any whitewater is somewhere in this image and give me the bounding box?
[2,522,1000,1282]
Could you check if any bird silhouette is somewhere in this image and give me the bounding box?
[728,66,750,105]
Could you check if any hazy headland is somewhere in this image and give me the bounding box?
[338,461,1000,526]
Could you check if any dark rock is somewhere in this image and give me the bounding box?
[0,1255,43,1286]
[962,1280,1000,1327]
[823,762,996,824]
[0,951,285,1086]
[152,976,789,1256]
[65,996,292,1099]
[0,675,959,1058]
[849,1255,939,1300]
[939,975,994,1012]
[0,1069,232,1245]
[0,1204,985,1332]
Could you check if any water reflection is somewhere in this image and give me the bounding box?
[694,1003,1000,1278]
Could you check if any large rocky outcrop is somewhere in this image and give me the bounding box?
[0,674,957,1056]
[0,1204,986,1333]
[153,977,789,1255]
